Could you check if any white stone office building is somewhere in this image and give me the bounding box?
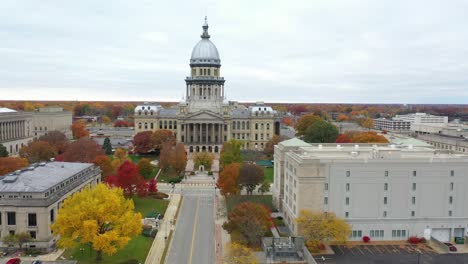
[134,18,281,152]
[395,113,448,125]
[32,106,73,139]
[373,118,411,132]
[273,139,468,243]
[0,108,33,156]
[0,162,101,250]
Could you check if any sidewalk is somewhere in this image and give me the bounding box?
[144,194,182,264]
[215,194,231,264]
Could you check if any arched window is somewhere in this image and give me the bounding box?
[169,120,173,129]
[242,121,245,130]
[266,123,270,130]
[138,111,142,115]
[138,122,142,129]
[255,123,258,130]
[150,111,153,115]
[144,122,148,129]
[164,120,167,129]
[159,121,163,129]
[174,121,177,129]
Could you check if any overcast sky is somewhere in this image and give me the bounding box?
[1,0,467,104]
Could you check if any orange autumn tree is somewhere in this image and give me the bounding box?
[217,163,241,195]
[348,131,389,143]
[0,157,29,175]
[19,141,57,163]
[93,155,113,179]
[295,114,322,136]
[71,121,89,139]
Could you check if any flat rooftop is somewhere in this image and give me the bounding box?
[0,162,93,193]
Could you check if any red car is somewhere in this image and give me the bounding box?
[6,258,20,264]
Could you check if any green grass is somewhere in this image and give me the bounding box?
[157,167,182,183]
[273,217,285,227]
[264,167,274,183]
[226,195,274,213]
[63,197,169,263]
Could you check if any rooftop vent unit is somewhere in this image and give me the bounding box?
[350,151,359,158]
[318,144,323,150]
[2,175,18,183]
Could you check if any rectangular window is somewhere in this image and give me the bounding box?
[449,196,453,204]
[50,209,55,223]
[346,183,350,191]
[324,197,328,205]
[402,230,406,237]
[449,210,452,216]
[384,197,387,204]
[7,212,16,225]
[411,211,415,217]
[412,197,416,204]
[383,211,387,217]
[345,212,349,218]
[384,183,388,191]
[324,183,328,191]
[413,171,417,176]
[346,197,350,205]
[450,182,454,191]
[28,213,37,226]
[346,171,350,177]
[385,170,389,177]
[370,230,375,237]
[451,170,455,177]
[412,183,416,191]
[29,231,36,239]
[380,230,384,238]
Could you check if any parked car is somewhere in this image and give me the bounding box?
[32,261,43,264]
[6,258,20,264]
[449,246,458,252]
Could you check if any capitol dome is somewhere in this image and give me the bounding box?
[190,18,221,66]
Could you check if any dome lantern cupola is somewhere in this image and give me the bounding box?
[190,16,220,66]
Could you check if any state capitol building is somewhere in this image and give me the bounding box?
[135,19,281,153]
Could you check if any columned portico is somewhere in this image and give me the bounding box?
[182,121,224,153]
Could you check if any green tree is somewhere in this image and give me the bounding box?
[0,143,8,157]
[193,152,214,170]
[137,158,153,178]
[303,120,339,143]
[297,210,351,252]
[102,137,113,155]
[295,114,322,136]
[220,139,243,167]
[2,232,32,249]
[258,181,270,195]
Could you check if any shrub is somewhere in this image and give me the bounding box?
[363,236,370,243]
[190,171,195,175]
[408,236,420,244]
[24,248,43,256]
[420,237,427,243]
[276,216,283,220]
[208,171,213,175]
[150,192,169,200]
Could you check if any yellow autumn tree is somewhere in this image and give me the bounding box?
[225,242,258,264]
[296,210,351,252]
[51,184,142,261]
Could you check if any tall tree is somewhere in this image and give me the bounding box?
[101,115,112,124]
[193,152,214,171]
[223,202,272,246]
[225,242,258,264]
[217,163,241,195]
[158,142,174,171]
[38,130,69,154]
[335,134,352,143]
[220,139,243,168]
[0,157,29,175]
[93,155,113,179]
[70,121,89,139]
[106,161,148,197]
[264,135,286,156]
[172,143,187,175]
[2,232,32,249]
[303,120,339,143]
[258,181,270,195]
[133,131,154,154]
[19,141,57,163]
[151,130,176,151]
[361,118,374,130]
[62,138,105,163]
[295,114,322,136]
[238,163,264,195]
[0,143,8,157]
[349,131,389,143]
[296,210,351,252]
[137,158,153,178]
[102,137,113,155]
[51,184,142,261]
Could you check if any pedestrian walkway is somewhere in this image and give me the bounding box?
[215,194,231,264]
[144,194,182,264]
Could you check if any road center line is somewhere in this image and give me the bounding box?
[188,196,201,264]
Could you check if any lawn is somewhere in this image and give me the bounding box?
[157,167,183,183]
[62,197,169,264]
[264,167,273,183]
[226,195,274,213]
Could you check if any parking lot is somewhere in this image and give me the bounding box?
[313,244,468,264]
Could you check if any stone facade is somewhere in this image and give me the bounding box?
[33,106,73,139]
[274,139,468,242]
[0,162,101,250]
[134,19,280,152]
[0,108,34,156]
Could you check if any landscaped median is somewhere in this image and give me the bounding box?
[144,194,182,264]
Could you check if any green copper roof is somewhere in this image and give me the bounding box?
[279,137,310,147]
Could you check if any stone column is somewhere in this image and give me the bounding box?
[199,123,202,143]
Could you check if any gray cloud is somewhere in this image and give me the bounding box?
[0,0,467,103]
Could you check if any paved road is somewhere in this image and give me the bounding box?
[165,193,215,264]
